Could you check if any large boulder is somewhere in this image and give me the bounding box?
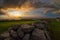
[8,24,21,33]
[17,28,24,38]
[22,34,30,40]
[9,30,21,40]
[10,24,21,31]
[31,28,47,40]
[32,22,46,29]
[1,31,10,38]
[9,30,18,38]
[1,31,11,40]
[21,24,35,33]
[0,36,5,40]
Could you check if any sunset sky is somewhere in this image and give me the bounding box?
[0,0,60,20]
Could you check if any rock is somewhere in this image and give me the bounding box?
[42,21,48,29]
[44,31,51,40]
[8,24,21,32]
[11,24,21,31]
[33,22,45,29]
[21,24,35,33]
[9,30,21,40]
[1,31,10,38]
[1,31,11,40]
[9,30,18,38]
[0,36,5,40]
[17,28,24,38]
[10,37,21,40]
[22,34,30,40]
[4,37,11,40]
[31,28,47,40]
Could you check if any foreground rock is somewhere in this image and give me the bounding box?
[0,22,51,40]
[31,28,46,40]
[22,34,30,40]
[17,28,24,38]
[21,24,35,33]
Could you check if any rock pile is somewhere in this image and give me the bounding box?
[0,22,51,40]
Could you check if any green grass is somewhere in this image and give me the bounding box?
[48,20,60,40]
[0,20,36,33]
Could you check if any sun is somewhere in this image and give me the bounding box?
[8,10,23,17]
[1,8,25,18]
[1,6,33,19]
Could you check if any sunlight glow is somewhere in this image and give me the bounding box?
[0,2,34,19]
[8,10,23,17]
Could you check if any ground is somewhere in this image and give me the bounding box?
[48,19,60,40]
[0,19,60,40]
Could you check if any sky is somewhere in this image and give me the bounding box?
[0,0,60,20]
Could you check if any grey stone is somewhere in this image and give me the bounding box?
[0,36,5,40]
[21,24,35,33]
[4,37,11,40]
[11,24,21,31]
[17,28,24,38]
[22,34,30,40]
[44,31,51,40]
[33,22,45,29]
[1,31,11,40]
[1,31,10,38]
[9,30,18,38]
[31,28,47,40]
[10,37,21,40]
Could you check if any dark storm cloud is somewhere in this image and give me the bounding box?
[27,0,60,10]
[0,0,3,4]
[2,0,53,8]
[0,11,5,15]
[17,0,27,6]
[0,0,60,9]
[0,0,3,7]
[4,0,27,7]
[26,0,51,8]
[1,0,59,9]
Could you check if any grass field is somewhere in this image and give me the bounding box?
[48,19,60,40]
[0,19,60,40]
[0,20,36,33]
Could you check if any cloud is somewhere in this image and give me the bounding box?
[0,0,60,20]
[3,0,27,7]
[0,0,60,8]
[0,11,5,15]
